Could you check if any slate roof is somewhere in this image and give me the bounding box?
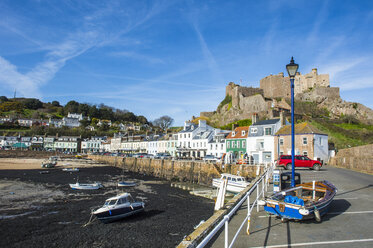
[275,122,327,135]
[179,124,198,133]
[252,119,280,126]
[226,126,250,139]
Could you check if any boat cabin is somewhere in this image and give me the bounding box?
[220,173,247,183]
[103,193,134,207]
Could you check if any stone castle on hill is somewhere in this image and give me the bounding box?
[200,68,373,126]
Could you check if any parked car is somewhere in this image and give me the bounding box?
[146,154,154,158]
[154,153,172,159]
[203,155,218,162]
[276,155,322,171]
[133,153,148,158]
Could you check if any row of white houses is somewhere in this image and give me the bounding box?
[1,118,329,164]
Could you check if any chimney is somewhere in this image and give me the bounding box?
[280,111,286,126]
[232,123,237,132]
[252,113,258,124]
[278,72,284,77]
[312,68,317,75]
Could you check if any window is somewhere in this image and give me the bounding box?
[232,132,236,137]
[265,127,272,135]
[184,134,186,138]
[242,140,246,148]
[303,137,308,145]
[279,138,284,146]
[280,151,284,155]
[251,128,257,134]
[241,131,245,136]
[227,141,230,148]
[188,134,191,138]
[303,151,308,156]
[319,137,322,146]
[237,141,240,148]
[210,144,213,149]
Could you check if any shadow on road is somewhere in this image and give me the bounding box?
[337,184,373,196]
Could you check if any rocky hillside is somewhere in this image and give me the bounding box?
[200,68,373,127]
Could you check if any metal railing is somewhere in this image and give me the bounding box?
[196,162,275,248]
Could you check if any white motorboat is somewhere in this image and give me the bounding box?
[62,168,79,172]
[92,193,145,223]
[212,173,250,193]
[69,182,102,190]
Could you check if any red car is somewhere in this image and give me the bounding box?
[277,155,322,171]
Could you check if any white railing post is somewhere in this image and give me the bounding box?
[225,219,229,248]
[247,196,251,235]
[256,180,260,212]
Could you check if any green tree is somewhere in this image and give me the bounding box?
[64,100,80,113]
[0,101,23,112]
[0,96,8,103]
[52,101,60,107]
[153,115,174,132]
[24,98,43,110]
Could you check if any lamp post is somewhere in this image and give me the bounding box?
[286,57,299,187]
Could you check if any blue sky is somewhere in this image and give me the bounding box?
[0,0,373,126]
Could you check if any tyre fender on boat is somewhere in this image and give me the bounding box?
[314,206,321,222]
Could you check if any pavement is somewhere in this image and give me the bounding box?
[210,166,373,248]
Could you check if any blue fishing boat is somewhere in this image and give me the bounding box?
[259,180,337,222]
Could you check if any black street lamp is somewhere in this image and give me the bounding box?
[286,57,299,187]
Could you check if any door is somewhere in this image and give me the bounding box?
[253,154,259,164]
[262,152,272,163]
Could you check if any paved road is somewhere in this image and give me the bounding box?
[210,166,373,248]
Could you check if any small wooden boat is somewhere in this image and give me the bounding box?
[259,180,337,222]
[69,182,102,190]
[92,193,145,223]
[117,181,136,187]
[62,168,79,172]
[212,173,250,193]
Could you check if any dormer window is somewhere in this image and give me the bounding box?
[251,128,258,134]
[232,132,236,137]
[241,131,246,136]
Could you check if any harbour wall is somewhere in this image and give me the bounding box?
[329,144,373,174]
[88,155,264,185]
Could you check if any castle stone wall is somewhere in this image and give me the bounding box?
[260,73,290,98]
[239,94,268,113]
[88,155,262,185]
[260,68,330,99]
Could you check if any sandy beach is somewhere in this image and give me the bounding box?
[0,158,214,248]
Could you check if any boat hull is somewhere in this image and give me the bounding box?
[69,183,102,190]
[263,181,337,221]
[212,179,249,193]
[94,203,144,223]
[117,182,136,187]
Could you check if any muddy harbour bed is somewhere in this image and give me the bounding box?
[0,166,214,248]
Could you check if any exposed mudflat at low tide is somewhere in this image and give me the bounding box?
[0,166,214,248]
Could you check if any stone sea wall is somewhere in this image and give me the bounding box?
[88,155,264,185]
[329,144,373,174]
